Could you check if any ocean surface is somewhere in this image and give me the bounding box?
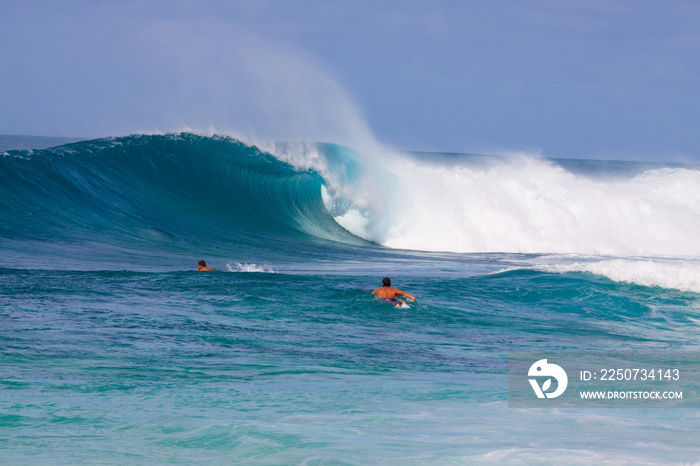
[2,133,700,464]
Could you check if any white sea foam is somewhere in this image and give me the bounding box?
[379,156,700,256]
[226,262,277,273]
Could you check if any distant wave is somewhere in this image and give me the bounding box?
[489,258,700,294]
[536,259,700,294]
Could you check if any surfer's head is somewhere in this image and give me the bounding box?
[198,260,207,267]
[382,277,391,287]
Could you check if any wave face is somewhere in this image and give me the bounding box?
[2,132,700,264]
[0,134,367,264]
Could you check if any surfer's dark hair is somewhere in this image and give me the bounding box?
[198,260,207,267]
[382,277,391,287]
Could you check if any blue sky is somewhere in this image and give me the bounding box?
[1,0,699,161]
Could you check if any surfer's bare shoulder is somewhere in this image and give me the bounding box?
[197,260,216,271]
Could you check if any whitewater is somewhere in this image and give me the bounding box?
[2,133,700,464]
[269,136,700,292]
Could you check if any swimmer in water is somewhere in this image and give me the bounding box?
[197,260,216,271]
[371,277,416,306]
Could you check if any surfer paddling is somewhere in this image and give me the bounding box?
[372,277,416,306]
[197,260,216,271]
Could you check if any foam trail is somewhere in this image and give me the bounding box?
[226,262,277,273]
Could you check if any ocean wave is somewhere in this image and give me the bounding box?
[536,259,700,294]
[0,133,366,251]
[2,132,699,259]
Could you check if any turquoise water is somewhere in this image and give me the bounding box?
[2,134,700,463]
